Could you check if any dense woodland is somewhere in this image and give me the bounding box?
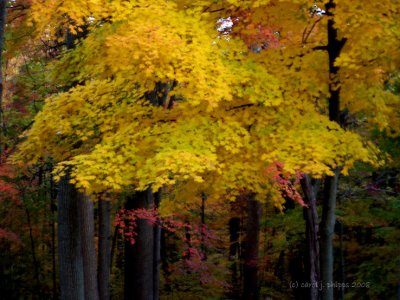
[0,0,399,299]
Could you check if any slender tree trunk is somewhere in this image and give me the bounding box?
[337,191,345,300]
[153,191,161,300]
[160,228,172,293]
[124,190,155,300]
[98,199,111,300]
[229,218,240,259]
[0,0,7,163]
[320,2,346,299]
[337,218,345,300]
[274,250,285,282]
[243,194,261,300]
[229,216,240,291]
[57,175,85,300]
[50,176,58,300]
[301,175,320,300]
[110,224,119,271]
[320,170,339,300]
[78,193,99,300]
[239,215,245,287]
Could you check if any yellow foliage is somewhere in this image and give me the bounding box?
[14,0,399,207]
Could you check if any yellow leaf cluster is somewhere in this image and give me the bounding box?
[14,0,398,207]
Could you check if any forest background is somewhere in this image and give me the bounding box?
[0,0,399,299]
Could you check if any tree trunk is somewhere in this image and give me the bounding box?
[98,199,111,300]
[78,193,99,300]
[153,191,161,300]
[320,2,346,299]
[57,175,85,300]
[229,216,240,292]
[320,170,339,300]
[243,194,261,300]
[160,228,173,293]
[336,185,346,300]
[110,223,119,271]
[50,176,58,300]
[337,218,345,300]
[301,174,320,300]
[124,189,155,300]
[229,218,240,259]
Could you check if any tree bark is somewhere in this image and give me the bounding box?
[229,218,240,259]
[301,175,320,300]
[124,190,155,300]
[57,27,100,300]
[243,194,261,300]
[320,2,346,300]
[320,170,339,300]
[229,216,240,288]
[110,223,119,271]
[337,218,345,300]
[153,191,161,300]
[50,176,58,300]
[57,175,85,300]
[98,199,111,300]
[78,193,99,300]
[160,228,173,293]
